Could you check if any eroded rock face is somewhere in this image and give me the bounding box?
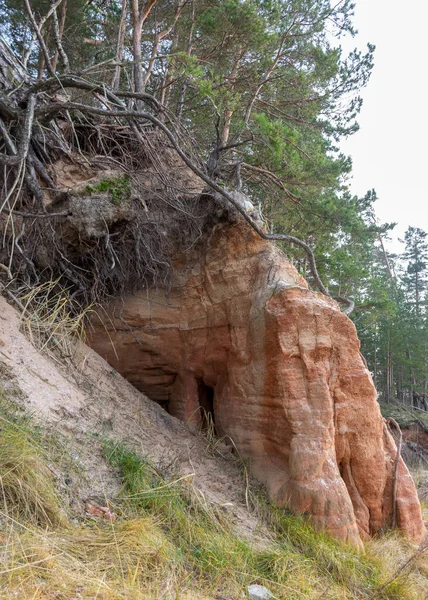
[88,219,425,546]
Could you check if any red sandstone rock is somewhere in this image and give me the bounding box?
[88,220,426,546]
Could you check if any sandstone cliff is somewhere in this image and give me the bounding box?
[89,216,425,547]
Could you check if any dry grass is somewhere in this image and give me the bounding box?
[367,534,428,600]
[412,469,428,504]
[0,396,427,599]
[17,279,93,361]
[0,413,65,529]
[0,519,176,599]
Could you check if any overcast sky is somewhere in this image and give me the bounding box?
[338,0,428,254]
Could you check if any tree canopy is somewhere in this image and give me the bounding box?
[0,0,426,408]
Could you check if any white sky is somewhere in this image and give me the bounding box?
[338,0,428,254]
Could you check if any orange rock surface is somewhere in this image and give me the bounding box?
[89,219,425,546]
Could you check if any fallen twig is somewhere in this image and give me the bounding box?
[386,417,402,529]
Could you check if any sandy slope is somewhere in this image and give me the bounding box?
[0,295,266,543]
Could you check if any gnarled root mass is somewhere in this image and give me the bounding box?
[0,39,352,314]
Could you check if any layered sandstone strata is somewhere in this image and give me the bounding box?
[89,219,425,546]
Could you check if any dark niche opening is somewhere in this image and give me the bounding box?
[197,379,216,433]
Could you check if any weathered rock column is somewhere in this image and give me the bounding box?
[89,220,426,546]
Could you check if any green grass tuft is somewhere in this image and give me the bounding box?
[0,396,65,528]
[101,439,423,599]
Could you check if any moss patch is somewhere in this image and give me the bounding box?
[85,175,131,205]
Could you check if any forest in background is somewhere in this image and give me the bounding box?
[0,0,426,406]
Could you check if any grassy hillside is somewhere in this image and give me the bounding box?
[0,389,427,600]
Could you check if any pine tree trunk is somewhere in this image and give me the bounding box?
[386,329,391,403]
[373,338,377,388]
[415,270,420,316]
[111,0,127,90]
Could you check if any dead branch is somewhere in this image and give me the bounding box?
[0,37,29,88]
[244,34,287,126]
[143,0,186,88]
[386,417,402,529]
[28,75,161,113]
[5,209,70,218]
[112,0,128,90]
[0,118,17,153]
[0,263,13,279]
[0,281,27,312]
[23,0,55,77]
[174,0,194,117]
[240,162,301,204]
[25,151,45,207]
[0,94,36,166]
[51,0,70,72]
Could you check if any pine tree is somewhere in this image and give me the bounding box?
[401,226,428,317]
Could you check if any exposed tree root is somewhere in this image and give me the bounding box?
[0,61,354,314]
